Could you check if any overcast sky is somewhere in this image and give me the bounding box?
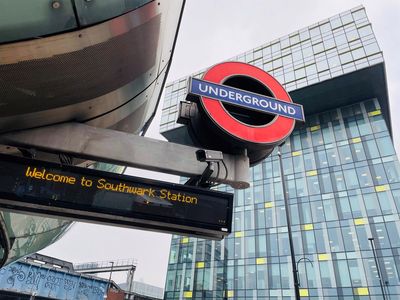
[41,0,400,288]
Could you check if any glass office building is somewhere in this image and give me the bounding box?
[160,6,400,299]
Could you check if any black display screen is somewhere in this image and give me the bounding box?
[0,154,233,239]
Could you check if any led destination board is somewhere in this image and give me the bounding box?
[0,154,233,240]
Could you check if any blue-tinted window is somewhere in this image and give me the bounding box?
[371,115,387,133]
[337,197,353,219]
[328,227,345,252]
[351,142,366,161]
[364,139,380,159]
[385,161,400,183]
[335,260,351,286]
[386,222,400,248]
[343,169,359,189]
[376,136,395,157]
[296,177,309,197]
[349,194,365,218]
[324,199,339,221]
[341,226,356,251]
[326,147,341,166]
[311,201,325,222]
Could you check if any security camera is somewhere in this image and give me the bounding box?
[196,150,224,162]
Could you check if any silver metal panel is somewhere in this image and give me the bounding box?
[0,0,184,135]
[0,123,250,189]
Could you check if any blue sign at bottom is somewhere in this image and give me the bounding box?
[0,261,108,299]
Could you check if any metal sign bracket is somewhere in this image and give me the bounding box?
[0,123,250,189]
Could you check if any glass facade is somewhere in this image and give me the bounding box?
[160,6,382,133]
[160,6,398,300]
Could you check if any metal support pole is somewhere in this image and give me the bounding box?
[368,237,387,300]
[278,146,300,300]
[106,261,114,299]
[128,266,135,294]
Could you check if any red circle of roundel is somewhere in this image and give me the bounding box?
[200,62,295,144]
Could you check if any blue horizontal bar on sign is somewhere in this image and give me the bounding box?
[189,77,305,122]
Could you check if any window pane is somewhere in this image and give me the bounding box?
[324,199,339,221]
[373,223,390,249]
[349,194,365,218]
[303,230,316,253]
[337,197,353,219]
[328,227,344,252]
[280,263,291,288]
[356,166,374,187]
[332,171,346,191]
[315,229,328,252]
[304,152,317,171]
[267,234,278,256]
[322,124,334,143]
[338,145,353,164]
[376,136,395,157]
[371,163,388,185]
[320,261,335,287]
[378,192,396,215]
[351,142,366,161]
[245,265,256,289]
[385,161,400,183]
[257,234,267,256]
[307,175,321,195]
[254,184,264,204]
[364,140,380,159]
[293,155,305,173]
[356,115,373,135]
[256,209,266,229]
[364,193,381,216]
[326,147,340,166]
[311,201,325,222]
[386,221,400,248]
[315,150,329,168]
[341,226,356,251]
[290,204,300,225]
[355,225,370,250]
[343,169,359,189]
[269,264,281,288]
[370,115,387,133]
[320,173,333,193]
[244,210,254,230]
[348,259,366,286]
[296,177,309,197]
[300,202,313,223]
[335,260,351,287]
[344,117,360,138]
[257,264,268,289]
[282,157,294,174]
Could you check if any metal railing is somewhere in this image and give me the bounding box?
[74,258,137,274]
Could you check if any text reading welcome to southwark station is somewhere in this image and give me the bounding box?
[25,166,198,205]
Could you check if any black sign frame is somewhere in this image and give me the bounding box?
[0,154,233,240]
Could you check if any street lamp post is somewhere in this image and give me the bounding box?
[278,145,301,300]
[368,237,387,300]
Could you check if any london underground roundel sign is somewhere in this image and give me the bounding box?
[185,61,304,165]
